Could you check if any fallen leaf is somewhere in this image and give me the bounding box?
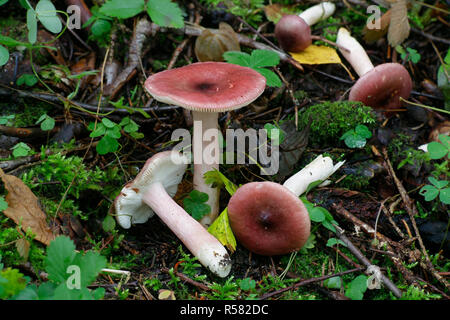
[290,45,341,65]
[387,0,410,47]
[15,238,30,260]
[158,289,176,300]
[363,9,391,43]
[207,208,236,253]
[0,168,56,245]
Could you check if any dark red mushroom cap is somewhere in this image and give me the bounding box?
[227,181,311,256]
[144,62,266,113]
[275,15,312,53]
[349,63,412,110]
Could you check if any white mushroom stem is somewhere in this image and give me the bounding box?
[283,155,345,197]
[298,2,336,26]
[192,111,220,228]
[336,27,375,77]
[142,181,231,278]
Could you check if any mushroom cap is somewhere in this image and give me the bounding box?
[227,181,311,256]
[349,63,412,110]
[275,15,312,53]
[144,62,266,113]
[114,151,188,229]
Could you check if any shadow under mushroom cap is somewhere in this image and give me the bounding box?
[144,62,267,113]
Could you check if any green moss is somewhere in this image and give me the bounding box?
[298,101,377,146]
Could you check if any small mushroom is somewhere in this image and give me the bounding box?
[144,62,266,227]
[336,28,413,110]
[275,2,336,52]
[114,151,232,277]
[227,182,310,256]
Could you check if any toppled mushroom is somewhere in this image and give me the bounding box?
[114,151,232,277]
[144,62,266,228]
[336,28,413,110]
[275,2,336,52]
[227,181,311,256]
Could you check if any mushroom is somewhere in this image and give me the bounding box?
[144,62,266,227]
[275,2,336,52]
[114,151,232,277]
[227,155,344,256]
[227,181,311,256]
[336,28,413,110]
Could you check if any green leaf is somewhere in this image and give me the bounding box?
[249,49,280,68]
[45,236,77,284]
[223,51,252,67]
[239,278,256,291]
[36,114,55,131]
[324,276,342,289]
[428,176,448,189]
[101,117,116,129]
[100,0,145,19]
[439,188,450,205]
[264,123,285,146]
[203,169,238,196]
[11,142,31,158]
[16,73,38,86]
[146,0,184,28]
[96,135,119,155]
[0,196,8,212]
[0,0,9,6]
[0,268,27,299]
[89,123,106,138]
[427,141,448,159]
[0,45,9,66]
[355,124,372,139]
[326,237,347,247]
[254,67,281,87]
[27,9,37,44]
[36,0,62,34]
[105,126,121,139]
[91,19,111,37]
[183,190,211,220]
[71,251,106,288]
[207,208,237,252]
[309,207,326,223]
[345,275,368,300]
[102,215,116,232]
[419,185,439,201]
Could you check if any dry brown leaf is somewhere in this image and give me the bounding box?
[363,9,391,43]
[15,238,30,260]
[264,3,300,23]
[387,0,410,47]
[0,168,56,246]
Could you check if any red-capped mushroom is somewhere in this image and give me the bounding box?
[144,62,266,227]
[227,181,310,256]
[275,2,336,52]
[336,28,413,110]
[114,151,232,277]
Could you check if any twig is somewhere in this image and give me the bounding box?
[332,202,419,286]
[334,224,403,298]
[259,267,365,300]
[160,267,212,292]
[382,148,449,290]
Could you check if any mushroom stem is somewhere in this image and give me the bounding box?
[142,181,231,277]
[336,27,375,77]
[298,2,336,26]
[192,111,220,227]
[283,155,345,197]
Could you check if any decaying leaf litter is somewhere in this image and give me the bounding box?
[0,0,449,300]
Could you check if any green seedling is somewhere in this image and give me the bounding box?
[340,124,372,148]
